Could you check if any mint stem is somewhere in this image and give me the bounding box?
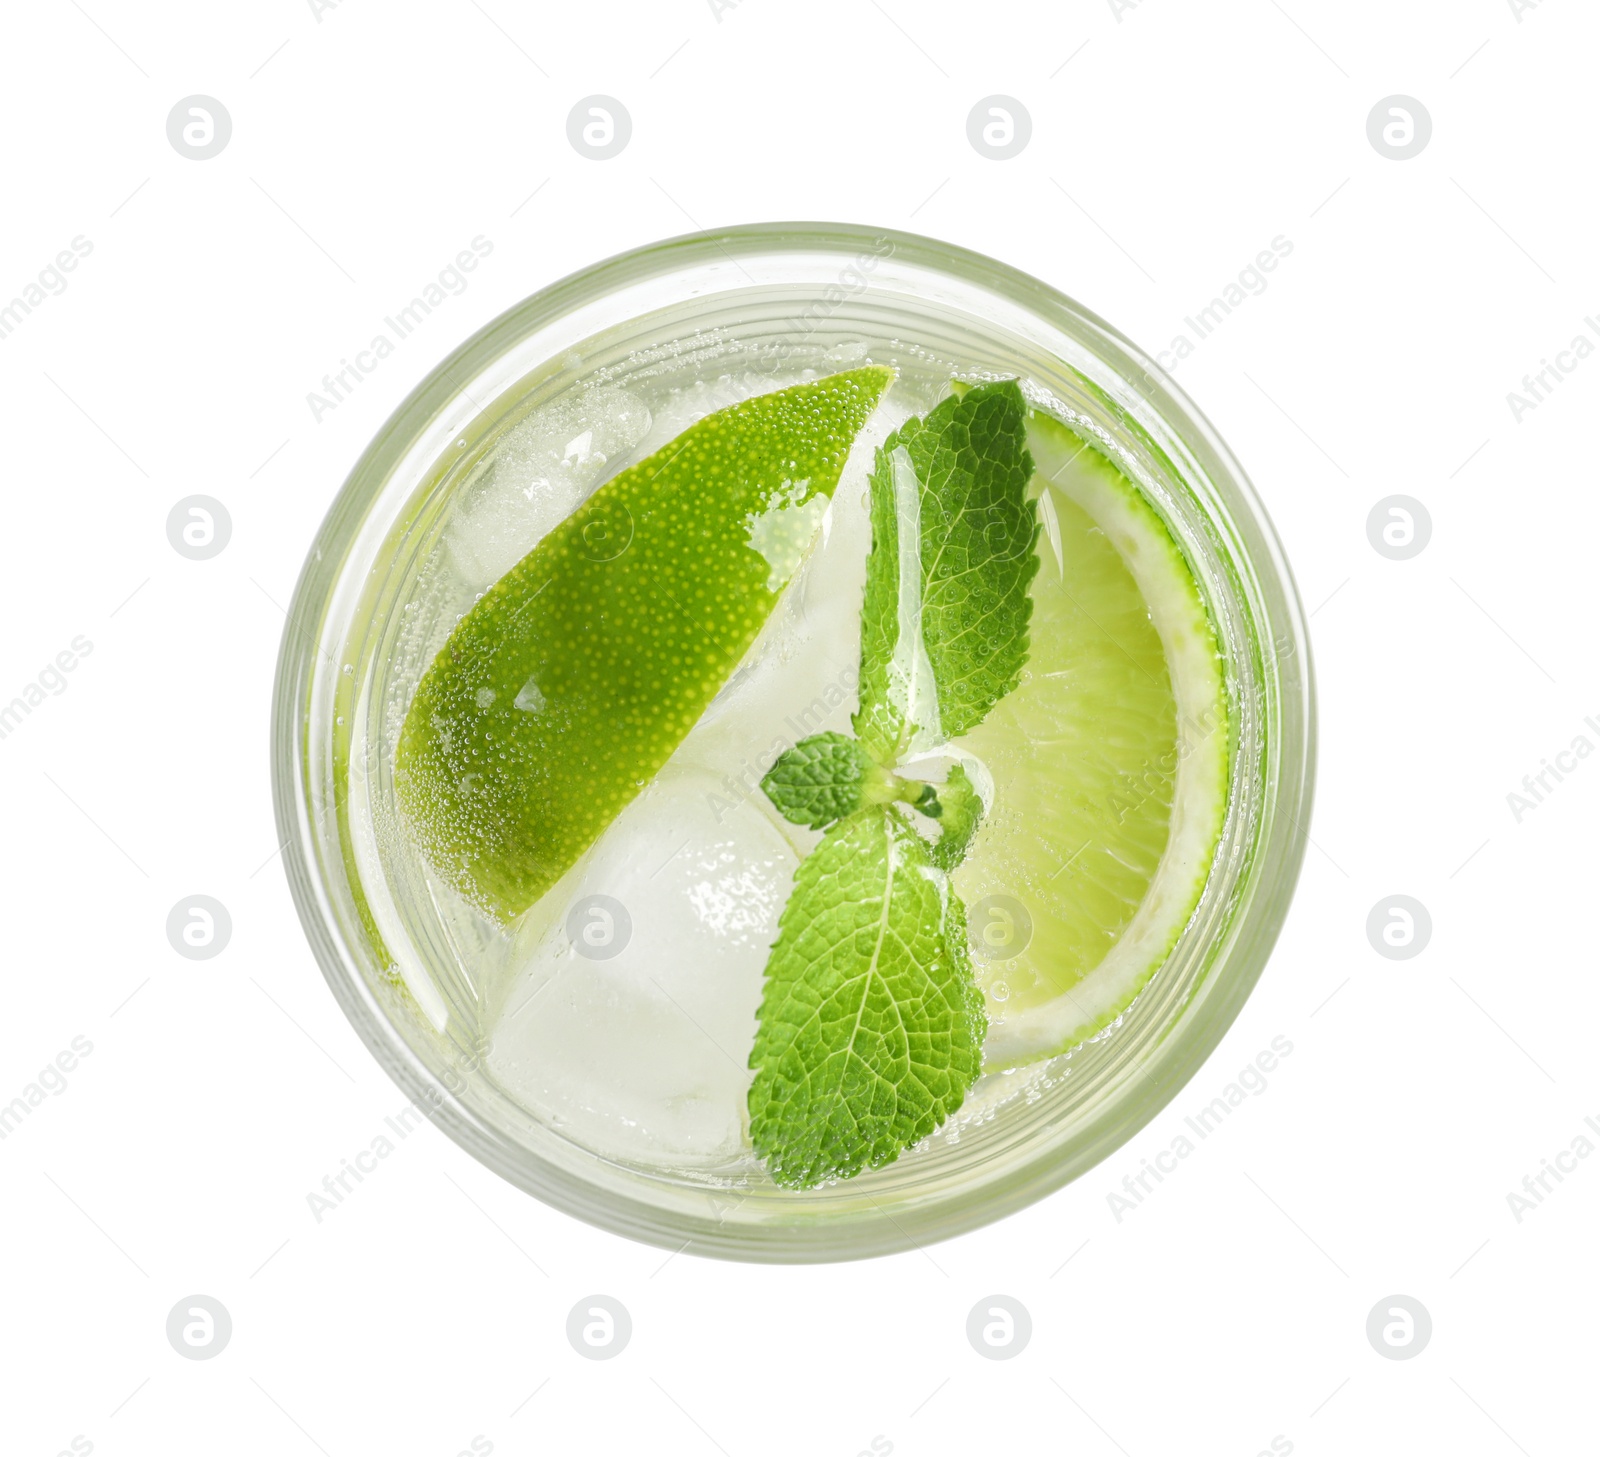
[861,761,942,818]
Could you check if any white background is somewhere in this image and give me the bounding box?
[1,1,1595,1453]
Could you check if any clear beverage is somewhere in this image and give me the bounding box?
[277,227,1313,1258]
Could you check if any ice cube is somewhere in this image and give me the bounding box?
[486,762,798,1167]
[445,386,651,589]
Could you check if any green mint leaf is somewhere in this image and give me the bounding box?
[747,807,986,1188]
[761,732,870,829]
[853,380,1039,760]
[761,733,944,830]
[930,763,983,871]
[853,422,928,763]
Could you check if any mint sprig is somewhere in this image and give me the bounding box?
[747,808,986,1188]
[749,380,1037,1187]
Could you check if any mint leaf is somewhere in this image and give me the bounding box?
[762,733,943,830]
[747,807,986,1188]
[930,762,984,871]
[761,733,870,829]
[853,426,930,763]
[854,380,1039,760]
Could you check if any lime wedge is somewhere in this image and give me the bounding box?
[396,367,894,921]
[952,409,1229,1068]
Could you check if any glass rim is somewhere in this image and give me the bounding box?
[271,221,1317,1262]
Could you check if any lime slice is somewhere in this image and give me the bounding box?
[396,367,894,921]
[952,409,1229,1068]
